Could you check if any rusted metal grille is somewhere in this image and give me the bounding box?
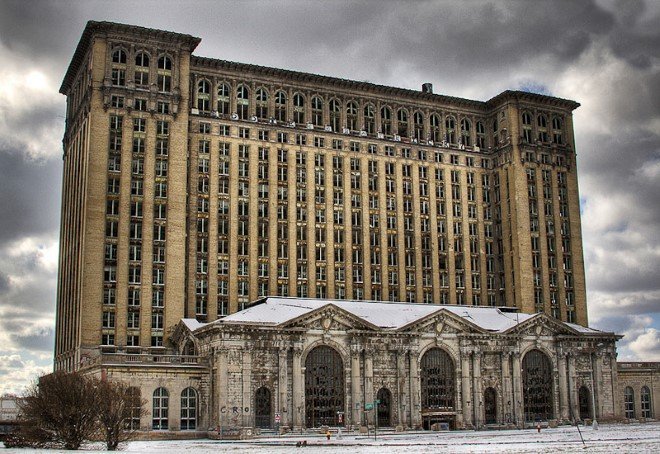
[305,346,344,427]
[420,348,455,410]
[484,387,497,424]
[522,350,554,421]
[377,387,392,427]
[254,386,271,428]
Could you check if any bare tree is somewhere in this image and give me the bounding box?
[96,380,147,450]
[18,371,103,450]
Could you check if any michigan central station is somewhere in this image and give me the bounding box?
[54,21,657,436]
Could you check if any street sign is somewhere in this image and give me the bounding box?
[365,403,374,411]
[274,412,281,423]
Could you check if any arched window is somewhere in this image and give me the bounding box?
[152,387,169,429]
[521,112,533,143]
[476,121,486,148]
[183,340,196,356]
[197,80,211,112]
[460,118,471,146]
[217,83,230,115]
[579,386,591,420]
[157,56,172,92]
[376,388,392,427]
[111,48,126,86]
[413,112,424,141]
[255,386,272,428]
[430,114,441,142]
[552,116,563,144]
[420,348,455,411]
[641,386,652,418]
[256,87,268,119]
[305,345,344,427]
[364,104,375,134]
[329,99,341,132]
[397,109,408,137]
[236,85,250,120]
[484,387,497,424]
[624,386,635,418]
[158,55,172,70]
[275,90,287,122]
[126,387,142,430]
[134,52,150,88]
[346,101,358,131]
[380,106,392,136]
[537,114,548,142]
[112,48,127,64]
[445,116,456,144]
[522,350,553,421]
[311,96,324,126]
[293,93,305,124]
[180,387,197,430]
[492,118,499,146]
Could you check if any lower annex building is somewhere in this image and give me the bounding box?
[56,22,655,435]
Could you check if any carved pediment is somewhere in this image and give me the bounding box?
[281,304,378,332]
[398,309,483,335]
[505,313,575,337]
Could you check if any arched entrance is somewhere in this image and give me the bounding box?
[522,350,554,422]
[305,345,344,427]
[578,386,591,420]
[484,387,497,424]
[420,348,455,429]
[376,388,392,427]
[255,386,272,428]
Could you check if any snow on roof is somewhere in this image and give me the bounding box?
[209,297,543,333]
[181,318,206,331]
[564,322,603,334]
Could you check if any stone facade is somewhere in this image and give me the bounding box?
[81,298,622,435]
[616,362,658,421]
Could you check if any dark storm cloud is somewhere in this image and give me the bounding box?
[11,326,54,353]
[0,272,9,294]
[0,151,61,243]
[0,0,78,60]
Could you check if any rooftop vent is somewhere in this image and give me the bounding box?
[422,83,433,94]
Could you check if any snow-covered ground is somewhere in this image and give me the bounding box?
[2,422,659,453]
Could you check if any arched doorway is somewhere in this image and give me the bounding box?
[376,388,392,427]
[255,386,272,428]
[484,387,497,424]
[522,350,554,422]
[420,348,455,429]
[305,346,344,427]
[578,386,591,420]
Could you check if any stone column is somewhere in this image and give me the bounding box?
[461,352,473,428]
[594,352,603,419]
[511,352,523,427]
[278,348,289,426]
[501,352,512,425]
[568,354,579,420]
[610,352,621,418]
[364,348,374,426]
[557,352,569,421]
[217,348,228,430]
[409,349,421,428]
[472,352,483,429]
[292,344,303,428]
[351,346,362,426]
[242,348,252,427]
[396,349,407,427]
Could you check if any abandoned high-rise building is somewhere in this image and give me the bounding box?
[53,22,653,434]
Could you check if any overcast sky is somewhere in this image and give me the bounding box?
[0,0,658,394]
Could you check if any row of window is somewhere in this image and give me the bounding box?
[624,386,654,419]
